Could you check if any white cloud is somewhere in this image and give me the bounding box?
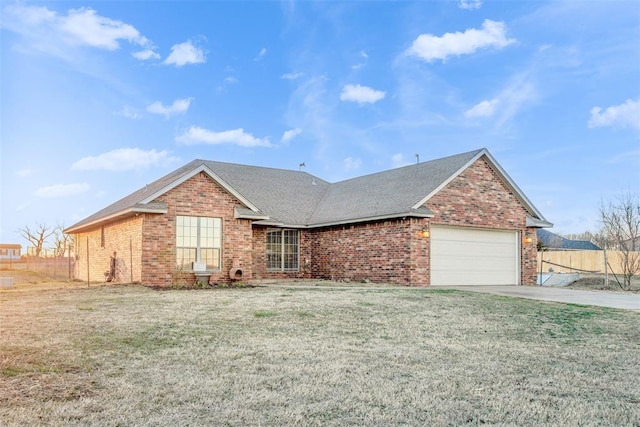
[58,8,149,50]
[464,99,499,119]
[462,73,537,128]
[588,99,640,131]
[281,128,302,143]
[117,106,142,120]
[34,183,90,198]
[458,0,483,10]
[71,148,180,171]
[163,41,206,67]
[340,84,386,104]
[407,19,515,62]
[2,5,154,55]
[176,127,271,147]
[343,157,362,171]
[16,168,33,177]
[216,77,239,92]
[254,47,267,61]
[391,154,414,168]
[282,72,303,80]
[146,98,192,119]
[132,49,160,60]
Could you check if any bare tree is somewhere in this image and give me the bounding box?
[600,192,640,290]
[19,223,56,258]
[53,224,74,258]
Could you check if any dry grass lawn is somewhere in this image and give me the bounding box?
[1,280,639,426]
[567,274,640,293]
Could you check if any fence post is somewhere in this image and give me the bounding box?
[130,238,133,283]
[86,236,90,288]
[604,247,609,287]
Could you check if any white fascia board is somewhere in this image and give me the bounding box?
[526,215,553,228]
[234,208,270,220]
[252,219,286,227]
[131,205,168,214]
[65,206,166,233]
[306,211,433,229]
[139,164,260,212]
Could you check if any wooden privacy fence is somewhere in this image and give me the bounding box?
[537,250,634,275]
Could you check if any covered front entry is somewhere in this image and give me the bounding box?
[430,226,519,286]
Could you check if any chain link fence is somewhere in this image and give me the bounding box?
[21,257,76,280]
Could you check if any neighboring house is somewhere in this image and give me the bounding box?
[0,244,21,261]
[66,148,552,286]
[536,229,601,251]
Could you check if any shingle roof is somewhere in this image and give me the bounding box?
[198,160,331,225]
[307,149,481,225]
[537,229,601,250]
[67,148,551,233]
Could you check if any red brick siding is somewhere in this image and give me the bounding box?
[309,219,427,285]
[141,172,253,286]
[425,156,537,285]
[74,216,143,284]
[521,228,538,285]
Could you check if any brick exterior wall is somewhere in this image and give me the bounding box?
[141,172,253,286]
[309,218,428,285]
[424,156,538,285]
[75,216,143,284]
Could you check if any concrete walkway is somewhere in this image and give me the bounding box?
[444,285,640,311]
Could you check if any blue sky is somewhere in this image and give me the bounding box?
[1,0,639,250]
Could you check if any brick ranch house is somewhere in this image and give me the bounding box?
[65,148,552,286]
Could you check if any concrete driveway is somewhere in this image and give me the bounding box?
[445,285,640,311]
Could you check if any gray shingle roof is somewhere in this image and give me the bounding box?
[537,229,601,250]
[307,149,481,225]
[67,148,550,233]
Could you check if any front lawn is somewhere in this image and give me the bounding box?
[1,284,638,426]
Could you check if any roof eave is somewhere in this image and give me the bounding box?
[140,163,260,212]
[306,211,434,229]
[65,205,168,234]
[252,219,286,227]
[526,215,553,228]
[234,207,271,220]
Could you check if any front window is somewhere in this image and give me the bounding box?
[176,216,222,271]
[267,229,299,271]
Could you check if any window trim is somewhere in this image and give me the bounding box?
[266,228,300,272]
[176,216,222,271]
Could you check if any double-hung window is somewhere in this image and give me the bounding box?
[176,216,222,271]
[266,229,299,271]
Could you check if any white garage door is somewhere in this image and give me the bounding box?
[431,226,519,286]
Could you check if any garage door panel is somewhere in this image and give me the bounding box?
[431,226,519,286]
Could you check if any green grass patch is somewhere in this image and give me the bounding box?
[254,310,278,318]
[296,310,314,317]
[1,366,24,377]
